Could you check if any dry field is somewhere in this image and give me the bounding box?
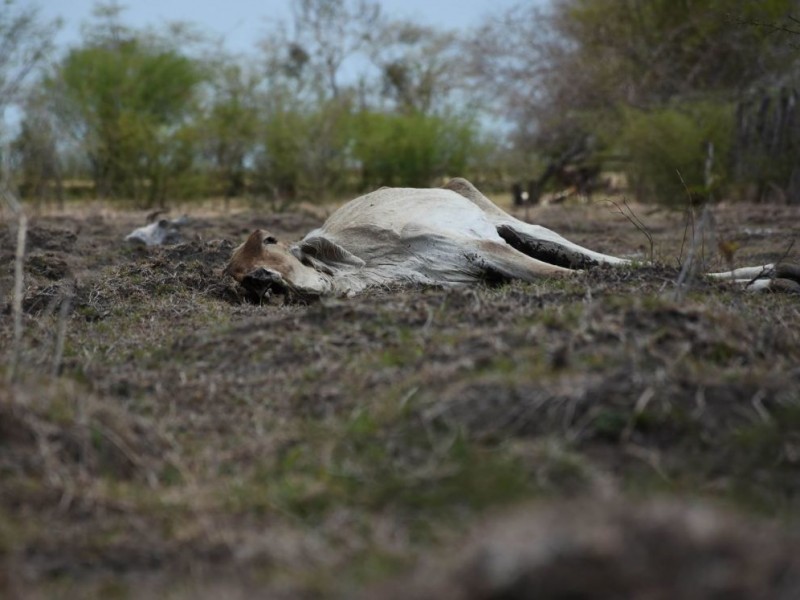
[1,195,800,598]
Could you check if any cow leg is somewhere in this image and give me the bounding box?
[707,264,776,280]
[494,221,628,269]
[717,278,800,293]
[708,263,800,293]
[445,178,794,285]
[469,240,575,282]
[442,177,627,269]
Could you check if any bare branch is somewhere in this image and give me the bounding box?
[52,282,75,377]
[734,14,800,38]
[676,170,695,269]
[607,199,654,262]
[1,183,28,383]
[0,3,61,110]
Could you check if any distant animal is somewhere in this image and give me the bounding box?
[225,178,799,300]
[125,215,188,246]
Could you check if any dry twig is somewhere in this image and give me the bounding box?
[52,281,75,377]
[2,183,28,383]
[674,205,714,301]
[676,170,695,268]
[745,239,796,289]
[607,199,654,261]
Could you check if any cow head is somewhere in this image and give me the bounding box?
[224,229,332,300]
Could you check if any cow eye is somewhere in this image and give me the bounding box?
[263,236,278,245]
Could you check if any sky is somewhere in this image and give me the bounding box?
[37,0,537,56]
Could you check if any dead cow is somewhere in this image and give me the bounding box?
[225,178,799,300]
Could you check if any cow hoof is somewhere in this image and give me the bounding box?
[775,263,800,285]
[769,278,800,294]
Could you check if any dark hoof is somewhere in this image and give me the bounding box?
[769,278,800,294]
[775,263,800,284]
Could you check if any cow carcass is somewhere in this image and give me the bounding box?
[225,178,798,300]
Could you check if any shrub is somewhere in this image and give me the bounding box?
[617,101,735,206]
[352,110,477,188]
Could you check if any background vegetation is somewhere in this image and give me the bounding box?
[3,0,800,205]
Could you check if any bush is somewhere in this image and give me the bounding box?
[253,98,355,203]
[352,110,477,188]
[618,101,735,206]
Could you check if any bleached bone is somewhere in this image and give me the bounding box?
[125,216,188,246]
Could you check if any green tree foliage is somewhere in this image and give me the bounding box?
[353,110,476,188]
[7,0,485,206]
[620,102,735,205]
[11,0,800,206]
[54,10,205,205]
[198,63,260,199]
[9,1,487,205]
[557,0,796,105]
[252,96,355,203]
[11,94,63,203]
[247,0,476,202]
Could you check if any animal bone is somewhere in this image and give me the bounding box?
[125,216,188,246]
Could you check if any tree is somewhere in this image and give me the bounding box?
[52,5,205,205]
[255,2,489,200]
[198,62,261,199]
[288,0,380,100]
[0,1,60,116]
[253,0,384,203]
[0,0,60,194]
[253,94,355,203]
[467,0,800,203]
[369,21,463,115]
[549,0,799,106]
[11,91,63,204]
[352,110,477,188]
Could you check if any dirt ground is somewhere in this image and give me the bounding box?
[1,194,800,598]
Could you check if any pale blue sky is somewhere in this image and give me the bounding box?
[38,0,541,55]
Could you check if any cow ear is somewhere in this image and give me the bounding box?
[295,236,365,268]
[242,230,264,253]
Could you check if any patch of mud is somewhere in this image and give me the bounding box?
[17,238,244,317]
[25,253,70,281]
[0,224,78,255]
[25,227,78,253]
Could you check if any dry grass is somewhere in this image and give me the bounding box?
[1,197,799,598]
[372,499,800,600]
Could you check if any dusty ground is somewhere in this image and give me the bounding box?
[1,195,800,598]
